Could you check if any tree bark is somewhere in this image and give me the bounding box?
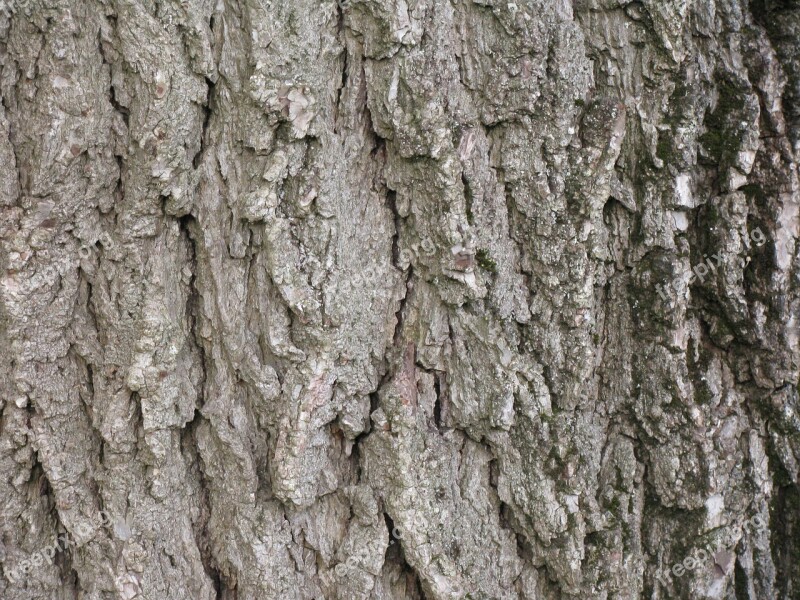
[0,0,798,598]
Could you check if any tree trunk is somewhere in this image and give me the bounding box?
[0,0,798,598]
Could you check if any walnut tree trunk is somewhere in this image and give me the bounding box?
[0,0,799,598]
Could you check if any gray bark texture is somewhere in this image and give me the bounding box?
[0,0,798,598]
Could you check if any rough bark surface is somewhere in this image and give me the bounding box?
[0,0,798,598]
